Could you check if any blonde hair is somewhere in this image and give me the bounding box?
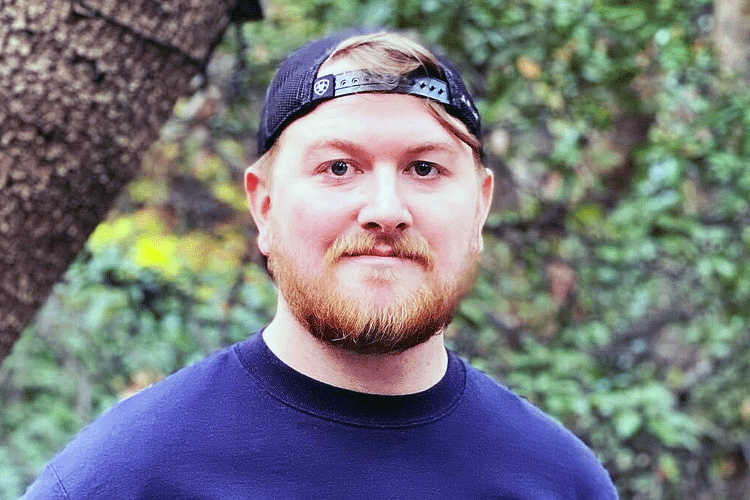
[254,31,482,181]
[324,32,441,75]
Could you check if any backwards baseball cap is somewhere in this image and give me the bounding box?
[257,29,481,155]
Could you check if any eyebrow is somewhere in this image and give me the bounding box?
[406,142,462,156]
[305,139,462,158]
[305,139,363,156]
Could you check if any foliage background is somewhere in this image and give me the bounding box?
[2,0,750,498]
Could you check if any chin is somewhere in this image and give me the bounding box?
[306,316,448,355]
[341,268,425,295]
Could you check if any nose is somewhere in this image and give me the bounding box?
[357,168,412,233]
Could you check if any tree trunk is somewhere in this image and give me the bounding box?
[714,0,750,75]
[0,0,261,364]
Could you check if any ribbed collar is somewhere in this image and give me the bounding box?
[235,332,466,428]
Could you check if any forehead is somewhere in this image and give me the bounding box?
[275,92,473,162]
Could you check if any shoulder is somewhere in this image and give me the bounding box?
[457,359,618,499]
[30,342,255,497]
[461,359,584,448]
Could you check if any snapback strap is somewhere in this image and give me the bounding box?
[311,70,450,105]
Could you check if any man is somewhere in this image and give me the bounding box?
[22,29,618,499]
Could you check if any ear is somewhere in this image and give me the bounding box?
[245,165,273,256]
[475,168,494,252]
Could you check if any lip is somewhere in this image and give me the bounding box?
[356,249,397,258]
[344,253,402,261]
[370,243,398,257]
[342,254,415,267]
[336,242,430,268]
[343,243,399,259]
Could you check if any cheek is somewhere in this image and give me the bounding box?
[417,192,479,267]
[283,195,348,250]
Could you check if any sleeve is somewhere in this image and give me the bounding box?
[19,464,71,500]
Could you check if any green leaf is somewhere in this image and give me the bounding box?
[614,409,643,439]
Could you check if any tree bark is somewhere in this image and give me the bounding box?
[0,0,261,364]
[714,0,750,75]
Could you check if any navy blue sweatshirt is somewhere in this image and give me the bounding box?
[22,332,617,499]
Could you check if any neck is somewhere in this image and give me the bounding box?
[261,296,449,396]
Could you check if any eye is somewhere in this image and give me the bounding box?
[329,160,351,176]
[409,161,439,177]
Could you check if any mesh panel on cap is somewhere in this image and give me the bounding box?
[257,30,365,154]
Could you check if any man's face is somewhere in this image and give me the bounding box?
[247,90,493,354]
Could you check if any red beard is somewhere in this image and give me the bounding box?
[268,232,479,354]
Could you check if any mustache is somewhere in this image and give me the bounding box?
[325,232,434,270]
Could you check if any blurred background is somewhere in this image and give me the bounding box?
[2,0,749,498]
